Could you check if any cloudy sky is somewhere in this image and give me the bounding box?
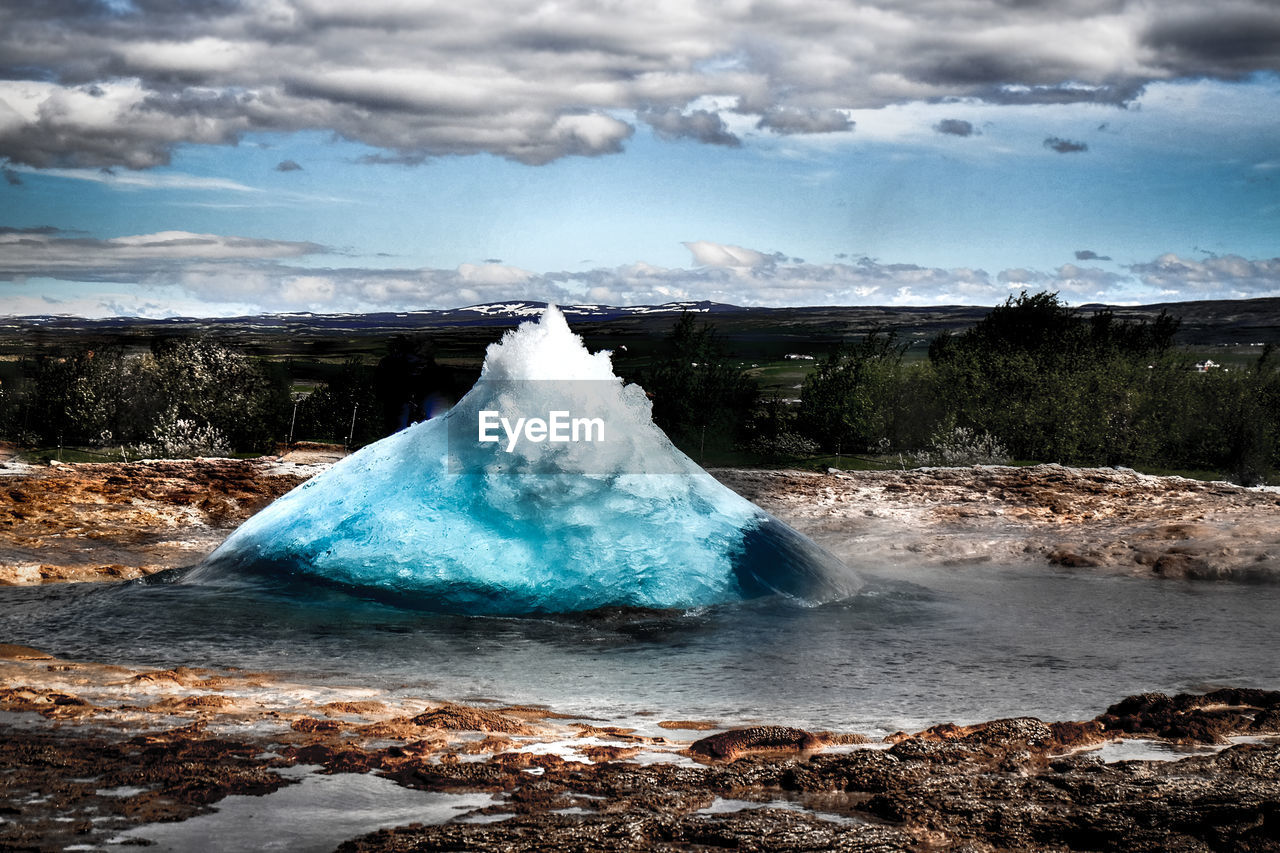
[1,0,1278,317]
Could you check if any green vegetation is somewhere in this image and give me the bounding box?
[1,294,1277,483]
[0,339,290,456]
[638,312,759,459]
[776,293,1279,484]
[0,333,467,458]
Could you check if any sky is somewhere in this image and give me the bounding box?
[1,0,1278,318]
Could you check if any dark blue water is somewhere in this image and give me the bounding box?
[3,564,1277,735]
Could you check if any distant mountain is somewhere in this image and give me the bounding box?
[0,300,741,334]
[3,297,1278,348]
[440,300,738,321]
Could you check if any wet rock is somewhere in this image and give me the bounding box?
[0,728,295,852]
[5,643,1280,853]
[656,719,720,731]
[962,716,1053,746]
[411,704,534,735]
[688,726,823,761]
[281,743,380,774]
[335,809,916,852]
[886,737,974,764]
[0,458,310,585]
[1047,719,1107,750]
[291,716,344,733]
[580,745,642,762]
[0,644,54,661]
[1048,547,1107,567]
[1097,689,1280,744]
[800,750,912,793]
[320,700,391,716]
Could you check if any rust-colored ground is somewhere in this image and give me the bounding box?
[716,465,1280,580]
[0,458,310,583]
[3,459,1277,585]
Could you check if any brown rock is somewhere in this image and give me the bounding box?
[291,717,343,733]
[412,704,533,735]
[657,719,720,731]
[1048,547,1106,567]
[0,644,54,661]
[688,726,822,761]
[0,458,312,585]
[1097,689,1280,744]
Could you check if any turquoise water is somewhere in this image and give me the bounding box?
[195,306,858,613]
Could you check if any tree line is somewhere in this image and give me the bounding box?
[0,335,463,458]
[642,293,1279,484]
[2,293,1276,483]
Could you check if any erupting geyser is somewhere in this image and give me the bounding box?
[193,307,858,613]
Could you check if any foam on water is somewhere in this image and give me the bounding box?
[192,307,857,613]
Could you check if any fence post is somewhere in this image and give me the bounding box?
[346,403,359,452]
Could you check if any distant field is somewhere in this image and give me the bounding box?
[3,298,1277,365]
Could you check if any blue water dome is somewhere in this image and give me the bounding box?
[191,306,859,613]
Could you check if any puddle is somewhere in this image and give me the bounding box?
[697,797,862,825]
[97,785,150,797]
[454,811,514,825]
[1091,738,1223,763]
[114,770,496,852]
[0,709,48,729]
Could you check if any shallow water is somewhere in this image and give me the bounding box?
[2,563,1277,736]
[116,767,496,852]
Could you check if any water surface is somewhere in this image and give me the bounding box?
[3,563,1277,736]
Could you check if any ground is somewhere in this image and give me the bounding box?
[716,465,1280,581]
[1,458,1279,851]
[3,458,1277,585]
[2,641,1279,851]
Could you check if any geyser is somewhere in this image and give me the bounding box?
[193,306,858,613]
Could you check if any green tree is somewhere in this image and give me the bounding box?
[24,346,150,447]
[928,292,1186,466]
[797,329,908,454]
[147,337,290,451]
[5,337,289,454]
[295,358,380,447]
[641,312,758,453]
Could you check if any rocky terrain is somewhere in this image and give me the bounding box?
[3,458,1276,586]
[717,464,1280,582]
[2,643,1278,852]
[0,455,325,584]
[2,459,1280,849]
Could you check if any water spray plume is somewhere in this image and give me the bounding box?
[193,306,858,613]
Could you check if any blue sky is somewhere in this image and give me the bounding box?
[1,1,1278,317]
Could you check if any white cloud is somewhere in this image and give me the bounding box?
[1,1,1276,168]
[1128,253,1280,297]
[4,232,1278,317]
[0,230,325,279]
[683,241,768,268]
[8,166,261,193]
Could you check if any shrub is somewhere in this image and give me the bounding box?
[745,432,820,459]
[134,408,231,459]
[913,425,1010,467]
[797,329,907,454]
[642,312,758,448]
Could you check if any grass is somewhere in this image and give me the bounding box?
[16,447,130,464]
[14,446,266,464]
[10,441,1276,486]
